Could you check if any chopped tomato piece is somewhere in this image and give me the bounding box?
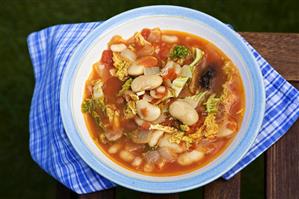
[188,143,197,151]
[101,50,113,65]
[141,28,151,39]
[140,121,150,130]
[137,56,158,67]
[163,68,177,81]
[157,42,171,60]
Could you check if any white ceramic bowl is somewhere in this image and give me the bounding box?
[60,5,265,193]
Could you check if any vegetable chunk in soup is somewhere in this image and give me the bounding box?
[81,28,245,176]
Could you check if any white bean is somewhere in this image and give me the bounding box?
[131,157,143,167]
[161,35,178,43]
[149,90,159,99]
[158,135,184,153]
[144,163,154,172]
[169,101,199,125]
[144,67,160,75]
[110,43,127,52]
[121,49,136,62]
[108,143,122,154]
[217,127,234,138]
[150,86,166,99]
[131,75,163,92]
[136,99,161,122]
[148,130,164,147]
[134,117,145,126]
[137,44,155,56]
[136,91,145,96]
[128,64,144,76]
[161,61,174,76]
[147,28,161,43]
[156,159,167,169]
[157,86,166,93]
[144,151,160,164]
[142,94,154,102]
[119,150,135,162]
[130,130,151,144]
[158,147,177,162]
[177,150,204,166]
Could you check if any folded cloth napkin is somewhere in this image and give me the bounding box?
[27,22,299,194]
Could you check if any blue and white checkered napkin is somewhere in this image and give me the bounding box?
[27,22,299,194]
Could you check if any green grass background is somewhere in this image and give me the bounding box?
[0,0,298,198]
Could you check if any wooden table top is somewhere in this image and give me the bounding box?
[57,32,299,199]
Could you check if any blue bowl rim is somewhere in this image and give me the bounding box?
[60,5,265,193]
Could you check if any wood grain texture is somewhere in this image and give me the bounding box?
[140,193,179,199]
[77,188,116,199]
[266,82,299,199]
[240,32,299,81]
[203,174,240,199]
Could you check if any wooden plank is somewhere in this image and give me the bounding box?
[240,32,299,81]
[266,82,299,199]
[77,188,116,199]
[140,193,179,199]
[203,174,240,199]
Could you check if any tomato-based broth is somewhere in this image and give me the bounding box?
[82,28,245,176]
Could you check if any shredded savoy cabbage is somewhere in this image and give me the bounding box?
[112,52,131,81]
[118,78,133,96]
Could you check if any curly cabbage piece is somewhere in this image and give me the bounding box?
[105,105,120,129]
[91,111,105,129]
[202,113,218,138]
[220,61,239,109]
[81,96,105,113]
[181,64,193,78]
[170,48,204,97]
[112,52,131,81]
[223,60,236,81]
[189,127,203,140]
[171,76,189,97]
[205,94,220,113]
[182,91,207,108]
[149,124,178,134]
[134,32,151,46]
[118,78,133,96]
[81,99,93,113]
[190,48,204,71]
[181,136,193,148]
[169,131,194,149]
[169,132,184,144]
[124,101,137,119]
[105,105,115,123]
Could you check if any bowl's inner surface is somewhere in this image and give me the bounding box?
[71,15,253,182]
